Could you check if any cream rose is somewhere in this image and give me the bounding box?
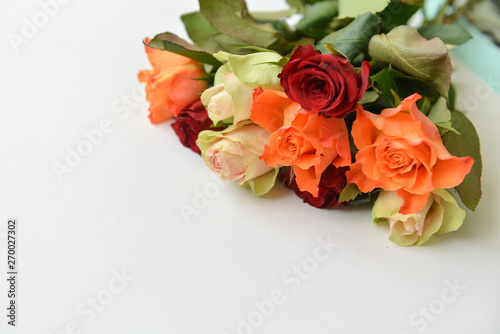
[201,72,263,126]
[201,50,284,126]
[196,122,278,195]
[372,189,466,246]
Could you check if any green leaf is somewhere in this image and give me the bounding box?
[305,0,333,4]
[338,0,389,18]
[359,90,379,104]
[318,12,382,61]
[417,95,432,115]
[436,123,460,135]
[371,66,440,106]
[443,111,482,211]
[378,1,421,32]
[286,0,306,11]
[324,43,348,58]
[394,0,423,5]
[368,26,452,98]
[199,0,284,48]
[419,24,473,46]
[232,46,279,53]
[147,32,222,67]
[427,97,451,125]
[390,89,401,106]
[427,97,460,135]
[181,12,220,53]
[255,19,298,45]
[448,83,456,111]
[212,34,250,52]
[339,183,361,203]
[371,68,399,105]
[251,8,297,21]
[295,1,339,31]
[181,12,249,54]
[388,67,440,100]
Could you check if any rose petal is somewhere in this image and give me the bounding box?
[396,189,430,215]
[346,162,378,193]
[432,156,474,189]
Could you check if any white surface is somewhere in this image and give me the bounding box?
[1,1,500,333]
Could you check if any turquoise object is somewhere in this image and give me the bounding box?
[452,19,500,95]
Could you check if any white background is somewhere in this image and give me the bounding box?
[1,0,500,333]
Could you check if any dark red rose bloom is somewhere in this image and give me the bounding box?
[279,165,350,209]
[278,45,371,118]
[171,100,222,155]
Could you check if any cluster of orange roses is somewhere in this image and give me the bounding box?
[139,41,475,246]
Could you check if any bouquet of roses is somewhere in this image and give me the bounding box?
[138,0,483,246]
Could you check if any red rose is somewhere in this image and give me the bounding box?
[279,45,371,118]
[171,100,223,155]
[279,165,349,209]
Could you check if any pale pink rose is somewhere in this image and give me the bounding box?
[372,189,466,246]
[201,72,264,125]
[197,122,278,195]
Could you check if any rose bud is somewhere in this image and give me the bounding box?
[372,189,466,246]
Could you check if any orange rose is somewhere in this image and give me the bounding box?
[138,38,208,124]
[251,88,351,197]
[346,94,474,214]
